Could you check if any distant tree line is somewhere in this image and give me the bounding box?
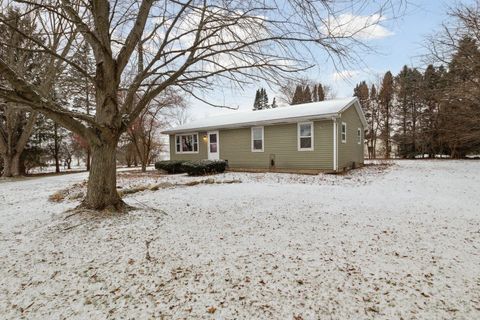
[253,88,278,110]
[291,83,326,105]
[356,2,480,159]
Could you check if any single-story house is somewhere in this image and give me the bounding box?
[162,97,366,171]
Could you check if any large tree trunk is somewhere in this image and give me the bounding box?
[54,123,60,173]
[83,138,124,211]
[2,153,21,177]
[86,150,91,171]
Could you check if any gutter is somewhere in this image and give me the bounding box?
[332,116,339,171]
[162,113,340,134]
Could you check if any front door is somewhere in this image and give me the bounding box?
[207,131,219,160]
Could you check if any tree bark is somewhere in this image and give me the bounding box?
[86,150,91,171]
[2,153,21,177]
[83,138,124,210]
[54,123,60,173]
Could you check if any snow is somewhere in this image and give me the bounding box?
[0,160,479,319]
[162,97,360,133]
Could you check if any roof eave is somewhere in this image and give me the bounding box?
[161,113,340,134]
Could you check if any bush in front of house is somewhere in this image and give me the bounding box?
[182,159,227,176]
[154,160,189,174]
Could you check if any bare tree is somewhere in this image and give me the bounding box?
[127,92,183,172]
[0,8,39,177]
[0,0,404,210]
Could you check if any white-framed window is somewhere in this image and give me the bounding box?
[341,122,347,143]
[251,126,264,152]
[298,122,314,151]
[357,128,362,144]
[175,133,199,153]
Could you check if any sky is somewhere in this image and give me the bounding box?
[184,0,453,122]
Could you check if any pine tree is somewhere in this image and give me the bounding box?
[312,84,318,102]
[261,88,269,109]
[303,86,312,103]
[421,65,444,157]
[441,37,480,157]
[271,97,278,108]
[317,84,325,101]
[253,89,261,110]
[379,71,394,158]
[369,84,379,159]
[291,85,303,105]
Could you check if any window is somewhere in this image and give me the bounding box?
[209,133,218,153]
[251,127,264,152]
[341,122,347,143]
[175,133,199,153]
[298,122,313,151]
[357,128,362,144]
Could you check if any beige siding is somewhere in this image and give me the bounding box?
[337,105,365,169]
[219,120,334,169]
[169,132,208,161]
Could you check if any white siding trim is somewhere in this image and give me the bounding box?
[175,132,199,154]
[297,122,314,151]
[251,126,264,152]
[341,122,347,143]
[333,118,338,171]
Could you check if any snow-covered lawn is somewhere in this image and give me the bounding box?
[0,161,479,319]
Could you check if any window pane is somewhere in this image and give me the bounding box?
[253,139,263,150]
[300,137,311,149]
[181,135,193,152]
[342,124,346,133]
[176,143,180,152]
[209,134,217,143]
[300,124,311,137]
[252,128,262,140]
[210,143,217,153]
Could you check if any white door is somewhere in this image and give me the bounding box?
[207,131,220,160]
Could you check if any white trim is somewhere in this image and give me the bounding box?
[251,126,264,152]
[207,131,220,160]
[162,97,369,134]
[175,132,199,154]
[357,128,362,145]
[298,122,314,151]
[341,122,347,143]
[333,118,338,171]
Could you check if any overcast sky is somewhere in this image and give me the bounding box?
[183,0,452,122]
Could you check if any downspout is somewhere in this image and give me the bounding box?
[332,116,338,171]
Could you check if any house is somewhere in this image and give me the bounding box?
[162,97,366,171]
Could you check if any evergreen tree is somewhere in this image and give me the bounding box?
[379,71,394,158]
[421,65,444,157]
[253,88,269,110]
[291,85,303,105]
[317,84,326,101]
[253,89,261,110]
[261,88,269,109]
[271,97,278,108]
[312,84,318,102]
[303,86,312,103]
[441,37,480,157]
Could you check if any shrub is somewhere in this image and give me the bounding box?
[182,160,227,176]
[154,160,189,174]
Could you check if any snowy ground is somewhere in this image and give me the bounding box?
[0,160,479,319]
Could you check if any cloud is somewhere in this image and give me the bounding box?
[332,69,362,81]
[324,13,394,40]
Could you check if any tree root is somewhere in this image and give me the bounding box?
[76,199,135,214]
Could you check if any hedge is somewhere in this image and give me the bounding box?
[154,160,188,174]
[155,159,228,176]
[182,159,227,176]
